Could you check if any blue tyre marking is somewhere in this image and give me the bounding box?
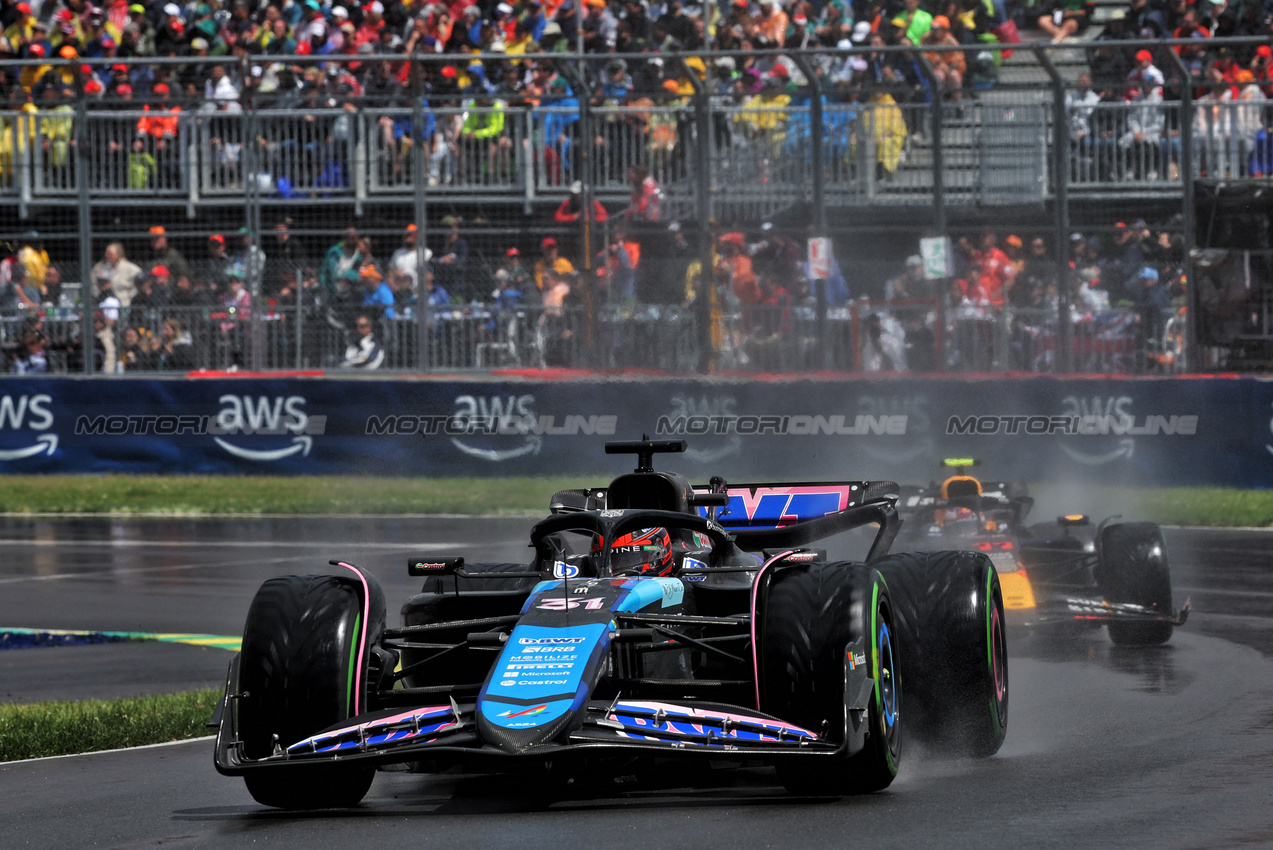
[878,621,897,728]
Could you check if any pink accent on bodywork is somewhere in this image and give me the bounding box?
[749,550,795,709]
[611,699,817,738]
[335,561,371,717]
[297,705,453,745]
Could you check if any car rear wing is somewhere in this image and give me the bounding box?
[694,481,902,563]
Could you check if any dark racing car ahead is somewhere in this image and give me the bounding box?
[896,459,1189,646]
[214,440,1009,809]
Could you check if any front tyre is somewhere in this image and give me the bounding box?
[759,562,900,795]
[873,551,1008,758]
[238,574,380,809]
[1097,522,1175,646]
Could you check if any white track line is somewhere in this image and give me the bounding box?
[3,736,215,766]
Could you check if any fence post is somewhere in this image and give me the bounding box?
[242,59,263,372]
[682,60,716,372]
[791,56,831,369]
[1037,46,1073,374]
[1163,48,1197,373]
[916,55,945,234]
[73,69,94,374]
[412,58,430,372]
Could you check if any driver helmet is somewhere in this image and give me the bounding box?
[939,505,980,533]
[595,527,674,577]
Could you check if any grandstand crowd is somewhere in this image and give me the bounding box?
[2,0,1272,122]
[2,0,1270,373]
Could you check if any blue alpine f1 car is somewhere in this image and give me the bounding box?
[213,439,1008,809]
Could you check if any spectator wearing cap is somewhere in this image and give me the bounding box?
[202,233,234,290]
[358,263,396,319]
[555,181,610,224]
[1250,45,1273,97]
[534,237,576,300]
[4,4,39,47]
[354,1,386,51]
[341,313,385,369]
[716,232,761,305]
[885,254,926,301]
[624,164,662,223]
[91,241,142,307]
[1120,60,1166,181]
[146,265,174,306]
[1132,265,1170,361]
[388,224,432,293]
[921,16,965,100]
[1126,49,1165,91]
[582,0,619,52]
[499,247,535,304]
[147,226,191,282]
[137,83,181,172]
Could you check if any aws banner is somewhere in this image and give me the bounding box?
[0,376,1269,487]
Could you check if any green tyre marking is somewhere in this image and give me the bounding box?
[345,612,361,718]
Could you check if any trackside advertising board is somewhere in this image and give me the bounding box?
[0,376,1269,487]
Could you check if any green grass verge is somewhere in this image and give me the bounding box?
[1028,484,1273,529]
[0,475,597,515]
[1124,488,1273,528]
[0,476,1269,526]
[0,689,220,762]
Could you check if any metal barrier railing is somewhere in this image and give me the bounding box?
[1067,100,1187,188]
[0,300,1189,376]
[0,90,1268,206]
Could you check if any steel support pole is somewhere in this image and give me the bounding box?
[1037,47,1073,374]
[74,74,94,374]
[1163,48,1197,372]
[412,59,430,371]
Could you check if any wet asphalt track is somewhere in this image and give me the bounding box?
[0,517,1271,849]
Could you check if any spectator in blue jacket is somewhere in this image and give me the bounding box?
[359,263,396,319]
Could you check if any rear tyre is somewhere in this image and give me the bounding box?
[238,574,378,809]
[760,562,900,795]
[873,551,1008,758]
[1097,522,1174,646]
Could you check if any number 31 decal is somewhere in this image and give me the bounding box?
[537,597,606,611]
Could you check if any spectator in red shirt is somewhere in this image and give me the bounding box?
[973,232,1015,306]
[554,181,609,223]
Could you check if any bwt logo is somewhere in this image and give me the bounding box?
[0,394,58,460]
[73,395,325,463]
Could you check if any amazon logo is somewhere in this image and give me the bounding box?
[0,394,57,461]
[212,395,323,462]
